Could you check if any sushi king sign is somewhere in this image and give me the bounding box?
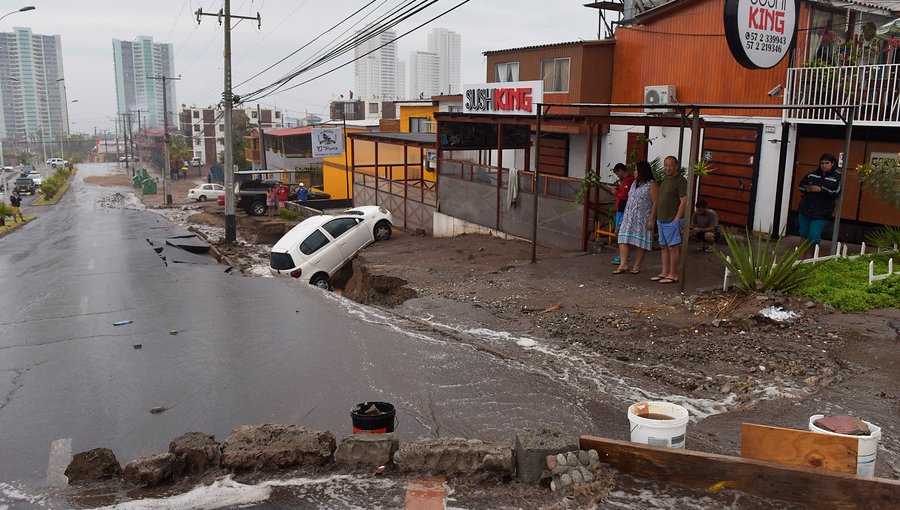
[463,81,543,116]
[724,0,798,69]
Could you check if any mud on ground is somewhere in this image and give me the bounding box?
[166,200,900,487]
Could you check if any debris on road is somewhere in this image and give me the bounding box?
[113,320,133,326]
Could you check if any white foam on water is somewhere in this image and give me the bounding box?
[90,474,398,510]
[0,482,48,508]
[247,264,274,277]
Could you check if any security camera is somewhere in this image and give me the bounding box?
[767,84,783,97]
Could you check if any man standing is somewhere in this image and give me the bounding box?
[297,182,309,202]
[652,156,687,284]
[797,153,841,252]
[9,190,24,222]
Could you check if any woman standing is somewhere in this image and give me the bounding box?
[613,161,658,275]
[797,153,841,251]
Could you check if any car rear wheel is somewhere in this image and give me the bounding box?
[251,201,267,216]
[198,195,207,202]
[374,220,392,241]
[310,273,331,290]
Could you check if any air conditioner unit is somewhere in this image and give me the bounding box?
[644,85,677,113]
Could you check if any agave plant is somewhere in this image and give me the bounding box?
[0,203,13,226]
[715,229,817,293]
[865,225,900,250]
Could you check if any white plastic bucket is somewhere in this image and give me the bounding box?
[627,401,689,449]
[808,414,882,477]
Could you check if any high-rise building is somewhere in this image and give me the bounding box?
[409,51,439,99]
[354,29,404,118]
[427,28,461,95]
[112,36,176,130]
[0,27,69,150]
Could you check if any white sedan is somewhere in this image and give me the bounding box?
[187,183,225,202]
[269,206,393,289]
[27,171,43,187]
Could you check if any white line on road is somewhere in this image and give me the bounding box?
[45,438,71,487]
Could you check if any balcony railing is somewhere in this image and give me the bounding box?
[784,63,900,126]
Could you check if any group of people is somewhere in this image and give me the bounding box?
[612,156,693,284]
[609,151,842,280]
[265,182,309,216]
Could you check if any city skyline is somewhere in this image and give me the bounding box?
[112,35,177,131]
[0,1,601,134]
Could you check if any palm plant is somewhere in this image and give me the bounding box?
[865,225,900,250]
[715,229,817,293]
[0,203,13,226]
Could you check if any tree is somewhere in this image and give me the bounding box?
[218,110,253,172]
[168,134,191,169]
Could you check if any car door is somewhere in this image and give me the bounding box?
[321,217,368,265]
[211,184,225,198]
[298,228,345,277]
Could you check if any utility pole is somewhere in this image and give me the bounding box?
[196,2,261,244]
[257,104,267,177]
[151,75,181,206]
[120,113,130,174]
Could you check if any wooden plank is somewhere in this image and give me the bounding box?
[741,423,858,474]
[579,435,900,510]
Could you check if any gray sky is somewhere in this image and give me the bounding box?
[7,1,602,132]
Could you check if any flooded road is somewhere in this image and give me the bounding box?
[0,164,615,506]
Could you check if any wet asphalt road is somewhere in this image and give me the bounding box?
[0,163,605,496]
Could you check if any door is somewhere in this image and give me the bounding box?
[698,124,761,228]
[321,217,368,266]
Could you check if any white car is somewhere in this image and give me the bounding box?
[269,206,393,289]
[46,158,67,168]
[187,183,225,202]
[27,171,43,187]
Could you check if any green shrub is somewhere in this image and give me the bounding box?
[793,255,900,311]
[279,207,300,220]
[41,174,63,200]
[0,203,13,225]
[866,225,900,250]
[715,229,817,293]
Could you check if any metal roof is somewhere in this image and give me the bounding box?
[483,39,613,56]
[264,126,313,137]
[827,0,900,14]
[347,132,436,147]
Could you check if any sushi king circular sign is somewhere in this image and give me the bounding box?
[724,0,798,69]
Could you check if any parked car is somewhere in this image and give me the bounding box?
[235,179,283,216]
[190,157,202,167]
[14,177,35,195]
[19,165,35,177]
[26,171,42,187]
[269,206,393,289]
[46,157,67,168]
[2,166,14,173]
[187,183,225,202]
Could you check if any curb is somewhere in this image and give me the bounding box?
[187,225,236,270]
[0,217,35,239]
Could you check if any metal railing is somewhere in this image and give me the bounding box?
[785,63,900,125]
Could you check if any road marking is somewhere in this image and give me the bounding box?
[45,438,71,487]
[404,476,445,510]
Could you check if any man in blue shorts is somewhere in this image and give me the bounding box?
[652,156,687,284]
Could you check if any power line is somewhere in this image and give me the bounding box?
[240,0,443,102]
[241,0,473,103]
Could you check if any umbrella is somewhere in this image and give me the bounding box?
[876,18,900,39]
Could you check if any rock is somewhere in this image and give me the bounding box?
[587,450,599,462]
[168,432,221,477]
[804,301,816,309]
[220,424,336,471]
[560,473,572,486]
[335,433,399,470]
[123,452,176,487]
[566,452,578,466]
[579,465,594,482]
[667,296,683,306]
[577,450,589,466]
[392,438,514,477]
[571,469,584,484]
[65,448,122,483]
[556,453,567,466]
[546,454,557,471]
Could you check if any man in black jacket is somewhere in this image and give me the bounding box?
[797,153,841,249]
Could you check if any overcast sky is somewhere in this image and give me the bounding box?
[5,0,602,133]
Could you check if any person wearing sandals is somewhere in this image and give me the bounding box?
[610,163,635,267]
[614,161,658,275]
[690,199,720,252]
[652,155,687,284]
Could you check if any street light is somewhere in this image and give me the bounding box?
[0,6,36,25]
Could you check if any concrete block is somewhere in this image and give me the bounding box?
[393,438,514,477]
[334,433,399,470]
[514,429,579,483]
[221,424,335,471]
[123,452,176,487]
[168,431,221,477]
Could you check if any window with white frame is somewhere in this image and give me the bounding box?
[541,58,570,93]
[495,62,519,82]
[368,102,379,114]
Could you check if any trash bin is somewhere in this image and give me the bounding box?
[132,174,144,188]
[142,178,158,195]
[351,402,396,434]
